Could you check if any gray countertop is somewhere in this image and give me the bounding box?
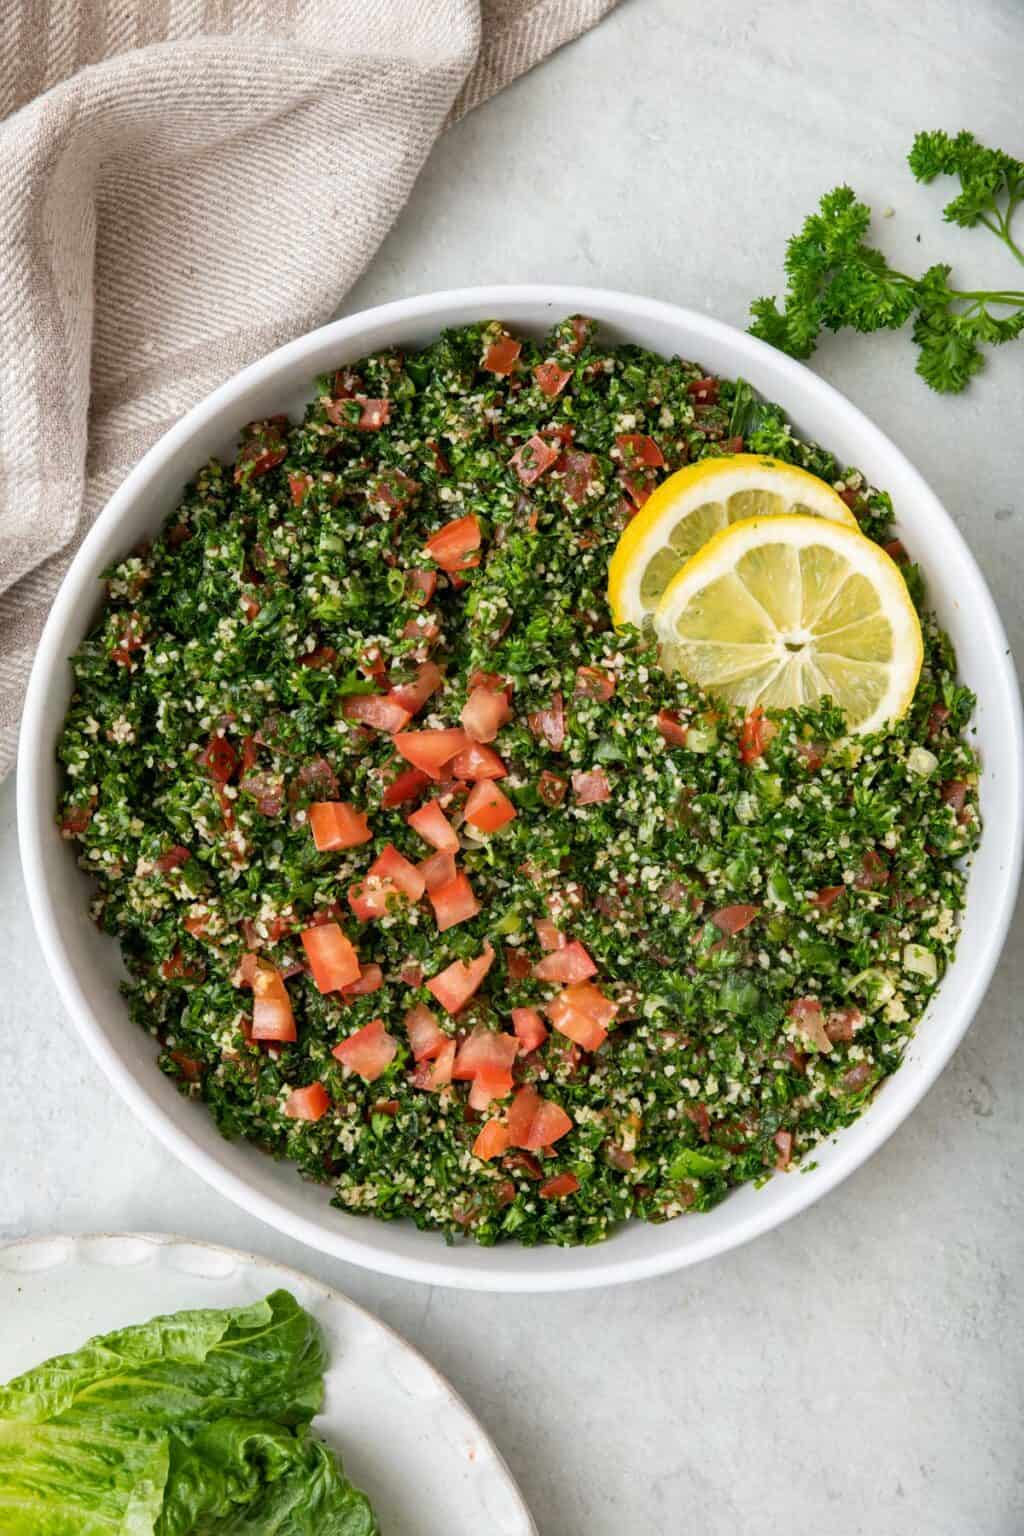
[3,1,1022,1529]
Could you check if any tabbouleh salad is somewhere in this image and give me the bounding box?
[57,316,980,1248]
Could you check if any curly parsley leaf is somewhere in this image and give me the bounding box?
[749,133,1024,392]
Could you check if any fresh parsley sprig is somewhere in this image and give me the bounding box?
[750,131,1024,392]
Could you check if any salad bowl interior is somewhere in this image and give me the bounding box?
[17,285,1023,1290]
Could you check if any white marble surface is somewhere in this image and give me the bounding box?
[3,1,1023,1530]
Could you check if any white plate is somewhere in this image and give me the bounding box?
[0,1232,535,1535]
[17,285,1024,1290]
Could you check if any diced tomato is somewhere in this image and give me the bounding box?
[553,449,597,507]
[368,843,425,902]
[534,360,573,397]
[288,472,314,507]
[539,1172,579,1200]
[296,645,339,672]
[347,877,401,922]
[407,799,459,852]
[250,964,296,1042]
[201,734,238,784]
[506,1085,573,1150]
[774,1129,793,1170]
[510,433,560,486]
[572,768,610,805]
[472,1120,511,1160]
[301,923,361,994]
[168,1051,203,1081]
[183,911,210,940]
[883,539,908,563]
[533,940,597,984]
[527,691,565,750]
[452,1026,519,1082]
[234,418,288,482]
[394,728,470,778]
[813,885,846,911]
[546,1000,606,1052]
[615,433,665,468]
[430,872,480,932]
[739,707,776,765]
[927,703,951,739]
[411,1037,456,1091]
[388,661,443,718]
[418,849,457,892]
[463,780,516,833]
[797,740,826,773]
[371,467,420,513]
[941,780,969,816]
[534,918,565,952]
[483,335,522,374]
[341,963,384,997]
[825,1006,863,1044]
[620,470,657,509]
[461,685,512,743]
[687,376,719,404]
[354,398,391,430]
[506,946,533,980]
[332,1017,397,1081]
[710,904,759,936]
[284,1082,331,1121]
[574,666,615,702]
[787,997,832,1052]
[468,1066,515,1110]
[854,849,890,890]
[451,742,507,781]
[382,765,431,810]
[342,694,412,734]
[239,772,285,817]
[399,961,424,987]
[512,1007,548,1053]
[551,979,617,1031]
[426,943,495,1014]
[407,568,437,606]
[308,801,372,852]
[159,947,205,982]
[154,844,191,874]
[424,514,482,573]
[404,1002,447,1062]
[537,770,567,808]
[657,709,689,748]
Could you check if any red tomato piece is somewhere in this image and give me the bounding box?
[657,709,689,748]
[283,1082,331,1121]
[288,472,314,507]
[505,946,533,980]
[709,904,759,936]
[369,843,426,902]
[418,849,457,892]
[527,691,565,750]
[388,661,443,718]
[154,844,191,875]
[558,450,599,506]
[404,1002,447,1062]
[463,780,516,833]
[506,1085,573,1150]
[341,963,384,997]
[533,940,597,984]
[533,360,573,397]
[615,433,665,468]
[342,694,412,734]
[539,1172,579,1200]
[825,1006,863,1044]
[941,780,969,816]
[430,872,480,932]
[468,1067,515,1111]
[308,801,372,852]
[571,768,611,805]
[381,765,431,810]
[424,514,482,573]
[450,743,506,781]
[510,433,560,486]
[250,964,296,1042]
[407,567,438,606]
[201,734,238,784]
[739,706,776,765]
[511,1007,548,1053]
[574,665,615,702]
[483,335,522,374]
[452,1026,520,1082]
[332,1017,397,1082]
[300,923,361,994]
[687,376,719,404]
[774,1129,793,1169]
[394,728,470,778]
[813,885,846,911]
[472,1120,511,1160]
[554,980,618,1030]
[854,849,890,890]
[546,999,607,1052]
[537,770,567,807]
[347,877,401,922]
[426,943,495,1014]
[620,471,656,509]
[534,918,565,952]
[371,467,420,513]
[797,741,826,772]
[411,1037,456,1091]
[356,398,391,430]
[787,997,832,1052]
[407,799,459,852]
[461,685,512,743]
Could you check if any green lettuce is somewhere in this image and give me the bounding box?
[0,1290,377,1535]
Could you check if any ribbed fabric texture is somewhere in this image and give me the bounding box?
[0,0,618,774]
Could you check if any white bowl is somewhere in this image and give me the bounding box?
[18,286,1024,1291]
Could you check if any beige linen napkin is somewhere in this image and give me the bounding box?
[0,0,618,776]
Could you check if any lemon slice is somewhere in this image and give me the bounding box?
[608,455,858,629]
[653,515,923,735]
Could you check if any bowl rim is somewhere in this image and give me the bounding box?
[17,283,1024,1291]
